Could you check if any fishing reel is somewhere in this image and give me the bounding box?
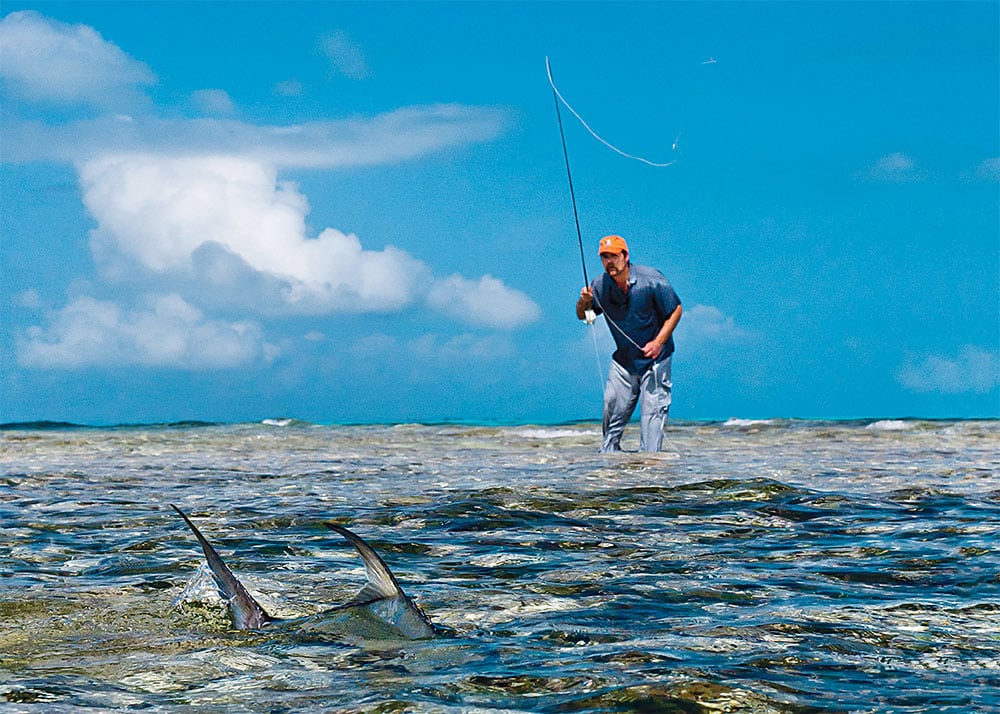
[583,309,597,325]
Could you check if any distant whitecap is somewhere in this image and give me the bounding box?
[723,418,776,428]
[865,420,912,431]
[262,418,295,427]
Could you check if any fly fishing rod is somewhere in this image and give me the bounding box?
[547,56,596,325]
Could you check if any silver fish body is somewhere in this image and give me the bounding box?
[172,505,435,639]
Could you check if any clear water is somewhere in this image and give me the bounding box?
[1,419,998,712]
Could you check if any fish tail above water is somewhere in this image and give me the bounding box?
[326,523,436,639]
[171,504,273,630]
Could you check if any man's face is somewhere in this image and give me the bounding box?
[600,251,628,278]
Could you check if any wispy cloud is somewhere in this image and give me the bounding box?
[1,11,508,169]
[975,156,1000,182]
[0,10,154,109]
[350,332,516,367]
[681,304,751,345]
[864,152,924,183]
[2,105,510,167]
[273,79,304,97]
[190,89,236,117]
[318,30,370,80]
[19,294,275,370]
[16,289,43,309]
[858,153,999,184]
[897,345,1000,395]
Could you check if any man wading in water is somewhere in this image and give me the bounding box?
[575,235,683,452]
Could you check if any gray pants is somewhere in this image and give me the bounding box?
[601,357,673,453]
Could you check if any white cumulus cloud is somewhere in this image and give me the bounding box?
[681,304,750,345]
[0,10,154,108]
[78,153,539,326]
[897,345,1000,395]
[427,274,542,329]
[18,294,274,370]
[80,153,423,311]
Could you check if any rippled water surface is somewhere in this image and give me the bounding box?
[2,419,998,712]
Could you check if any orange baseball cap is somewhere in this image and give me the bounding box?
[598,235,628,255]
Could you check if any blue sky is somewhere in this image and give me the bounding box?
[1,1,997,425]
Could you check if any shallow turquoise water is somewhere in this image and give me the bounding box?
[1,419,998,712]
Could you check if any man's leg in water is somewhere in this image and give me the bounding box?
[602,360,640,453]
[638,357,672,452]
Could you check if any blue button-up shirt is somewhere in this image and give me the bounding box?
[591,263,681,375]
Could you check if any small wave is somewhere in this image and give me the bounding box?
[172,563,223,606]
[262,418,302,427]
[866,420,913,431]
[510,427,586,439]
[723,418,776,428]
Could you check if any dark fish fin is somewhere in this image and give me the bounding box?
[326,523,403,601]
[326,523,437,638]
[171,504,272,630]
